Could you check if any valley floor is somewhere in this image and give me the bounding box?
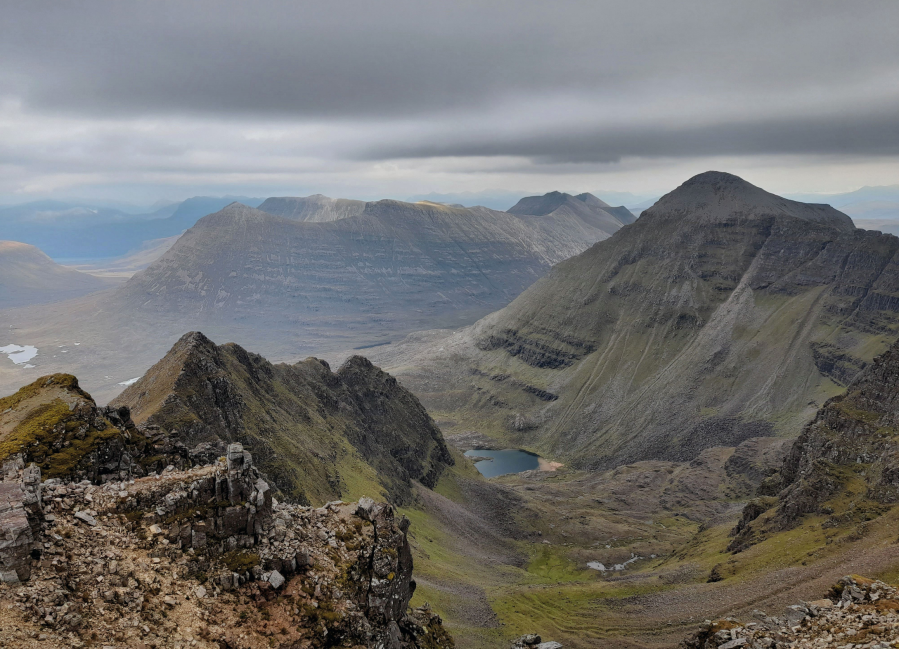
[403,447,899,649]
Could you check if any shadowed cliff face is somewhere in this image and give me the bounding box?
[379,171,899,470]
[730,336,899,551]
[111,332,453,505]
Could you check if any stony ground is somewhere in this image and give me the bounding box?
[680,575,899,649]
[0,456,452,649]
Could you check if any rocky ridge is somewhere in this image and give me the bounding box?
[111,332,454,505]
[0,374,145,483]
[0,444,452,648]
[680,575,899,649]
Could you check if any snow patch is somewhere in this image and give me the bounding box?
[588,554,642,572]
[0,344,38,365]
[118,377,142,386]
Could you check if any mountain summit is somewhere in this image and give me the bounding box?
[508,190,635,231]
[379,171,899,472]
[645,171,855,232]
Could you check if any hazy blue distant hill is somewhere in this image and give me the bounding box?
[785,184,899,208]
[590,190,663,210]
[0,196,264,260]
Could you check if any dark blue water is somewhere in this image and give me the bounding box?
[464,449,541,477]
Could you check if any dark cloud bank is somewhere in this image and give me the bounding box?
[1,0,897,197]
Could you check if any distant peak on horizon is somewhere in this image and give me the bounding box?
[507,190,617,217]
[647,171,856,233]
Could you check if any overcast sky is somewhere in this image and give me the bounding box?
[1,0,898,205]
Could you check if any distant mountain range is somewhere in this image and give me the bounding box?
[406,189,655,212]
[507,190,635,228]
[786,185,899,232]
[117,192,629,348]
[0,196,264,260]
[0,190,633,402]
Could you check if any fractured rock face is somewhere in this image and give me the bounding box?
[112,332,454,505]
[0,374,145,484]
[679,575,899,649]
[0,460,43,583]
[730,336,899,551]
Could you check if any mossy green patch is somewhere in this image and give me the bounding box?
[221,551,260,573]
[0,398,123,478]
[524,545,593,584]
[0,374,87,412]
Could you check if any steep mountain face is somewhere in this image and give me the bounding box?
[113,197,622,353]
[111,332,453,505]
[0,241,114,307]
[729,336,899,550]
[379,171,899,470]
[257,194,366,221]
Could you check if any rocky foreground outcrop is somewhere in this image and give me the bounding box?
[0,445,453,648]
[0,374,146,483]
[680,575,899,649]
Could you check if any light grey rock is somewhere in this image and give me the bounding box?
[719,639,748,649]
[268,570,285,589]
[74,511,97,526]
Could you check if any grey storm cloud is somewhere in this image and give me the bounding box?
[364,110,899,164]
[1,0,898,198]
